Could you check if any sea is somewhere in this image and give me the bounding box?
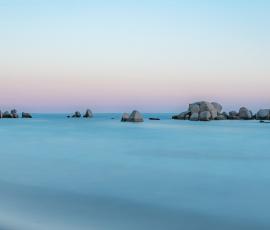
[0,113,269,230]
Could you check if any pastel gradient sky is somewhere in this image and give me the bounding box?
[0,0,269,112]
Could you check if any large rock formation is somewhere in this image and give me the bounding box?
[256,109,270,120]
[83,109,93,118]
[22,112,32,118]
[121,110,144,122]
[238,107,252,120]
[173,101,221,121]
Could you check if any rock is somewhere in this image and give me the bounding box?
[67,115,71,118]
[172,111,190,120]
[199,101,218,119]
[121,113,130,122]
[0,110,2,118]
[11,109,19,118]
[228,111,239,120]
[256,109,270,120]
[190,113,199,121]
[72,111,81,118]
[83,109,93,118]
[149,118,160,120]
[221,112,229,119]
[211,102,223,113]
[215,114,227,120]
[22,112,32,118]
[128,110,144,122]
[239,107,252,120]
[189,103,200,113]
[200,111,211,121]
[2,111,12,118]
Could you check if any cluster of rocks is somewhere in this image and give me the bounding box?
[0,109,32,119]
[172,101,261,121]
[69,109,93,118]
[121,110,144,122]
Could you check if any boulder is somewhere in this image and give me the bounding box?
[121,113,130,122]
[149,118,160,120]
[200,111,211,121]
[2,111,12,118]
[199,101,218,119]
[72,111,81,118]
[239,107,252,120]
[211,102,222,113]
[22,112,32,118]
[228,111,239,120]
[83,109,93,118]
[0,110,2,118]
[256,109,270,120]
[128,110,144,122]
[190,113,199,121]
[172,111,190,120]
[189,103,200,113]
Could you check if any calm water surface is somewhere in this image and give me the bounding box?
[0,114,269,230]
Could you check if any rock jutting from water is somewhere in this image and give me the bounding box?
[72,111,81,118]
[256,109,270,120]
[172,101,257,121]
[22,112,32,118]
[172,101,223,121]
[83,109,93,118]
[121,110,144,122]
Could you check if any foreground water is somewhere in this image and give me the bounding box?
[0,114,269,230]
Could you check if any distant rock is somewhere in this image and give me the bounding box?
[238,107,252,120]
[173,101,221,121]
[228,111,239,120]
[121,113,130,122]
[128,110,144,122]
[83,109,93,118]
[149,118,160,120]
[22,112,32,118]
[2,111,12,118]
[200,111,211,121]
[0,110,2,118]
[256,109,270,120]
[172,111,190,120]
[11,109,19,118]
[190,113,199,121]
[72,111,81,118]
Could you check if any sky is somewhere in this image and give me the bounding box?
[0,0,269,113]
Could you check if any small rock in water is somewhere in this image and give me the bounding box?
[83,109,93,118]
[128,110,144,122]
[22,112,32,118]
[72,111,81,118]
[11,109,19,118]
[149,117,160,120]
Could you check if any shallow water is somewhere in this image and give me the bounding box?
[0,114,269,230]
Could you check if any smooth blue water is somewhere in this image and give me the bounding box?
[0,114,269,230]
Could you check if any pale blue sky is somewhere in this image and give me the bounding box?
[0,0,269,112]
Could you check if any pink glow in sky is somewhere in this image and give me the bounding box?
[0,1,269,112]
